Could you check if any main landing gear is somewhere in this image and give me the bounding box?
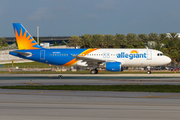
[90,68,98,74]
[147,66,151,74]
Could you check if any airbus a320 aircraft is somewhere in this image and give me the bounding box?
[10,23,171,74]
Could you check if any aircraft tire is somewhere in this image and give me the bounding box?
[90,69,98,74]
[147,70,151,74]
[95,69,98,74]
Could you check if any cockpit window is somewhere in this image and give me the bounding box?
[157,53,165,56]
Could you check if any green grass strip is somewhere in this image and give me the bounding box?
[1,85,180,93]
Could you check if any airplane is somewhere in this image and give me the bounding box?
[9,23,171,74]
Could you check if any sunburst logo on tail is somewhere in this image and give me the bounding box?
[13,23,42,50]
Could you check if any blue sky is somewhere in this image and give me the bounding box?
[1,0,180,37]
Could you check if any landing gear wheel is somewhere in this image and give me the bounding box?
[90,69,98,74]
[147,70,151,74]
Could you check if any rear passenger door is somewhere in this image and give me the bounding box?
[40,50,45,60]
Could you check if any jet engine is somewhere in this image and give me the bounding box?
[105,62,123,72]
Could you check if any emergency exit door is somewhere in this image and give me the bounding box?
[40,50,45,60]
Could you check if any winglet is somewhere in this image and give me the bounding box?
[12,23,42,50]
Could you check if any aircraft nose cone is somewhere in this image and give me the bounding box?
[167,57,171,64]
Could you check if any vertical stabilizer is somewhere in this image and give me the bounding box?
[13,23,42,50]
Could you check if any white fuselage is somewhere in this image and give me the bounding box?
[75,49,171,67]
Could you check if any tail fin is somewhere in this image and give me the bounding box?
[13,23,42,50]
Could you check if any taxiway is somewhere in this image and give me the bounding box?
[0,74,180,86]
[0,89,180,120]
[1,74,180,120]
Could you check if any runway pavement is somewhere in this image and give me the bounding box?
[1,74,180,120]
[0,89,180,120]
[0,74,180,86]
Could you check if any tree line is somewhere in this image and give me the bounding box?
[0,38,8,48]
[68,33,180,66]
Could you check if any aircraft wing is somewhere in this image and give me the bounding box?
[74,55,117,66]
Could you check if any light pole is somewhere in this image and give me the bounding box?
[37,26,39,44]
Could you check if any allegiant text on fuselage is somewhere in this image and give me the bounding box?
[117,52,146,60]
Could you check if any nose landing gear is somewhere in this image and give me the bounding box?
[147,70,151,74]
[147,66,151,74]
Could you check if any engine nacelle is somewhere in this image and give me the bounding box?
[106,62,123,72]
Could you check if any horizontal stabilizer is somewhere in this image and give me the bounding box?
[9,51,31,57]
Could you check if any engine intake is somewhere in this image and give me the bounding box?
[106,62,123,72]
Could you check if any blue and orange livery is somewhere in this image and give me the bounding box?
[10,23,171,74]
[11,23,98,66]
[13,23,42,50]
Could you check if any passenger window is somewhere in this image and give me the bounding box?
[50,54,52,56]
[157,53,159,56]
[107,53,110,58]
